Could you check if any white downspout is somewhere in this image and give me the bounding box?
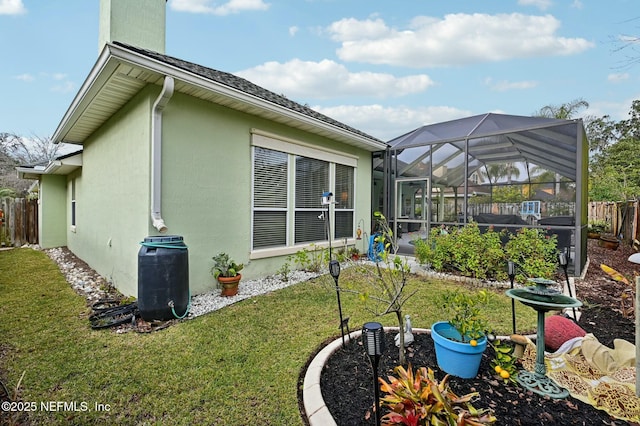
[150,76,174,233]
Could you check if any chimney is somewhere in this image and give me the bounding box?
[99,0,166,54]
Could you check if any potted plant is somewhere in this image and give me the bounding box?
[348,246,360,261]
[211,252,244,297]
[588,219,609,239]
[431,289,491,378]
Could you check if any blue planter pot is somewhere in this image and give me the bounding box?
[431,321,487,379]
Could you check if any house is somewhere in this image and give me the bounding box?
[18,0,386,296]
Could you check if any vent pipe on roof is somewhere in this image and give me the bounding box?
[150,76,174,233]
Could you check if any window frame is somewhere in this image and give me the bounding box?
[250,131,357,258]
[70,178,77,232]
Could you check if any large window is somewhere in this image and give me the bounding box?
[251,133,356,251]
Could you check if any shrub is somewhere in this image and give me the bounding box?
[504,228,557,283]
[416,223,558,283]
[292,244,325,272]
[414,223,506,280]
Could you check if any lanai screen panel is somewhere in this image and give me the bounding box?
[386,112,588,275]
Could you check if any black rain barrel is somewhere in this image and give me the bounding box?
[138,235,189,321]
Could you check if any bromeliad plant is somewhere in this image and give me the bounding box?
[379,364,496,425]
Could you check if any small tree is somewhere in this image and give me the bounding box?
[346,212,415,364]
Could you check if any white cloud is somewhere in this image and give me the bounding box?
[484,77,538,91]
[289,26,299,37]
[585,96,640,121]
[51,81,75,94]
[517,0,553,11]
[0,0,26,15]
[607,73,629,83]
[170,0,269,15]
[236,59,434,99]
[313,104,472,141]
[14,73,34,82]
[52,73,68,81]
[571,0,583,9]
[327,13,594,68]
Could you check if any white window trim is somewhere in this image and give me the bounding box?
[250,131,358,259]
[251,130,358,167]
[70,178,76,232]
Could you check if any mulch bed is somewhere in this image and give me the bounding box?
[304,239,640,425]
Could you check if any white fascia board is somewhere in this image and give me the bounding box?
[16,167,40,180]
[51,45,121,144]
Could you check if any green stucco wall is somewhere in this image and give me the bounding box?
[98,0,165,54]
[159,93,374,294]
[66,88,152,297]
[38,175,67,248]
[66,85,374,297]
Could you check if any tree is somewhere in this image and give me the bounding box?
[590,138,640,200]
[344,212,415,365]
[534,98,589,120]
[0,133,61,165]
[587,101,640,201]
[0,133,62,196]
[479,163,520,184]
[585,114,620,155]
[589,165,628,201]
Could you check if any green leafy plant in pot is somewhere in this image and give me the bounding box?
[211,252,244,297]
[431,289,491,378]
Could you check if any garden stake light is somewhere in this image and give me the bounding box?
[558,250,577,320]
[322,191,349,347]
[508,260,516,334]
[330,259,347,347]
[362,322,385,426]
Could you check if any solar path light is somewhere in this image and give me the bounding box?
[362,322,385,426]
[508,260,516,334]
[558,250,578,320]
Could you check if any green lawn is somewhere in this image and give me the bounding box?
[0,248,536,425]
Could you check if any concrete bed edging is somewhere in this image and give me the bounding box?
[301,327,539,425]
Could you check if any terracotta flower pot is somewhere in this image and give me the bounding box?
[218,274,242,297]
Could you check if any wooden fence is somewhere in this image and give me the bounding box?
[589,200,640,245]
[0,197,38,247]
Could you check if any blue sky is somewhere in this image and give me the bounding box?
[1,0,638,142]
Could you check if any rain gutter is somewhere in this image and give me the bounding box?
[150,75,174,233]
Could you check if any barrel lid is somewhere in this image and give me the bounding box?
[142,235,184,243]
